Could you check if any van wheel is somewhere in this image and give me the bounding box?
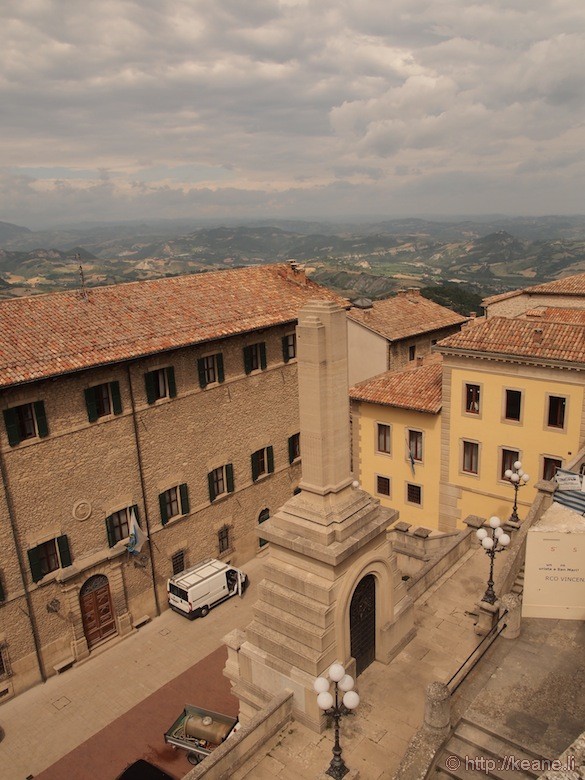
[200,606,209,617]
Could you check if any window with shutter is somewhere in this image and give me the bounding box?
[27,536,70,581]
[3,402,48,444]
[160,485,188,524]
[106,508,131,546]
[244,343,266,374]
[208,465,234,501]
[252,447,273,480]
[85,383,120,421]
[282,333,296,362]
[288,433,300,463]
[146,368,175,403]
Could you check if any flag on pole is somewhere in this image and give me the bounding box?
[127,508,148,554]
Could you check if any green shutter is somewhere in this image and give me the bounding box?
[179,483,190,515]
[267,446,274,474]
[34,401,48,438]
[159,493,169,525]
[243,346,252,375]
[28,547,43,583]
[226,463,234,493]
[251,452,259,482]
[288,436,295,464]
[208,472,216,502]
[197,358,208,388]
[57,535,72,568]
[282,336,290,363]
[3,408,20,447]
[84,387,98,422]
[105,516,116,547]
[145,371,157,404]
[110,381,122,415]
[167,366,177,398]
[217,353,225,383]
[260,342,267,370]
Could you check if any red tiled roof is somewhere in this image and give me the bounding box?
[350,362,443,413]
[0,265,346,389]
[437,317,585,365]
[347,291,468,342]
[523,307,585,325]
[483,272,585,306]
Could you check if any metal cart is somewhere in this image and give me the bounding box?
[164,704,239,765]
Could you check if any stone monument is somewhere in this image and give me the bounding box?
[224,300,415,731]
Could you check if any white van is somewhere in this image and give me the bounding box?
[167,558,248,619]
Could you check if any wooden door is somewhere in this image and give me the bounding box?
[80,575,117,649]
[350,574,376,676]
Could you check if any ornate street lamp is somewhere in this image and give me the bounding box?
[314,663,360,779]
[504,460,530,523]
[476,516,511,604]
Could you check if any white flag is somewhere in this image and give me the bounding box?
[127,508,148,554]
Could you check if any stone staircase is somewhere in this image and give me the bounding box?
[433,718,549,780]
[511,566,525,597]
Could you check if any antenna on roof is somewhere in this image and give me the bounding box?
[77,253,89,301]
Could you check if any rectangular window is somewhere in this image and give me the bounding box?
[159,484,190,525]
[547,396,566,429]
[218,526,231,555]
[377,423,391,454]
[27,535,71,583]
[465,384,481,414]
[501,448,520,480]
[85,381,122,422]
[376,475,391,496]
[505,390,522,421]
[0,647,7,679]
[406,483,422,505]
[197,353,224,388]
[462,441,479,474]
[145,367,176,404]
[207,464,234,502]
[408,430,423,462]
[258,508,270,548]
[243,343,267,374]
[251,446,274,481]
[282,333,297,362]
[171,550,185,575]
[106,508,130,546]
[543,457,562,481]
[408,345,416,361]
[3,401,49,446]
[288,433,301,463]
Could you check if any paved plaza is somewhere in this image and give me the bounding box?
[0,547,583,780]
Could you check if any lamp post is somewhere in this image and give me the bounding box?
[504,460,530,523]
[476,516,511,605]
[314,663,360,779]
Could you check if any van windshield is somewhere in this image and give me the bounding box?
[169,583,188,601]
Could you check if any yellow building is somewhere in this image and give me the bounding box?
[350,361,442,527]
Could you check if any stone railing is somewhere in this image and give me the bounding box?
[184,689,293,780]
[406,525,476,603]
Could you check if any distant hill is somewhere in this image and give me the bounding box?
[0,221,32,244]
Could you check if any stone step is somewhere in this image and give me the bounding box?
[438,735,538,780]
[456,720,543,770]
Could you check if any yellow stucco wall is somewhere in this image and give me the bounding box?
[447,363,584,524]
[354,401,442,529]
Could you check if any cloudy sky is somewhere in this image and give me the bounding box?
[1,0,584,227]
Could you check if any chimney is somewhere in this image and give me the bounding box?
[396,289,408,297]
[469,312,476,319]
[286,259,307,285]
[533,328,543,343]
[416,356,424,367]
[406,288,421,298]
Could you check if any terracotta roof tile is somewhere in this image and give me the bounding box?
[437,317,585,365]
[523,307,585,325]
[0,264,346,389]
[483,272,585,306]
[347,291,468,342]
[350,362,443,413]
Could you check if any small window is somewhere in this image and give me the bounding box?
[258,508,270,547]
[543,457,562,481]
[243,343,267,374]
[408,345,416,361]
[501,448,520,480]
[106,507,131,546]
[145,367,176,404]
[406,483,422,505]
[547,396,566,429]
[0,572,6,604]
[288,433,301,463]
[85,382,122,422]
[197,353,225,388]
[282,333,297,362]
[505,390,522,422]
[171,550,185,575]
[251,446,274,481]
[376,476,391,496]
[159,484,190,525]
[208,464,235,502]
[462,441,479,474]
[218,526,231,555]
[3,401,49,446]
[408,430,423,462]
[465,384,480,414]
[27,535,72,583]
[376,423,391,454]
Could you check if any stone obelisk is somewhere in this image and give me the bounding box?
[224,300,414,731]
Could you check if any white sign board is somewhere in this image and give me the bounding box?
[555,471,582,490]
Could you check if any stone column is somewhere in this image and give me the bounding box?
[500,592,522,639]
[424,681,451,734]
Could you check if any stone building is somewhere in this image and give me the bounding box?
[0,263,344,700]
[347,289,469,385]
[483,272,585,318]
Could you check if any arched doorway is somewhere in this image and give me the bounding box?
[350,574,376,675]
[80,575,117,649]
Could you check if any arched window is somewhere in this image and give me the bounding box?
[258,508,270,548]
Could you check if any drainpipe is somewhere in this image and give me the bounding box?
[126,364,161,616]
[0,444,46,682]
